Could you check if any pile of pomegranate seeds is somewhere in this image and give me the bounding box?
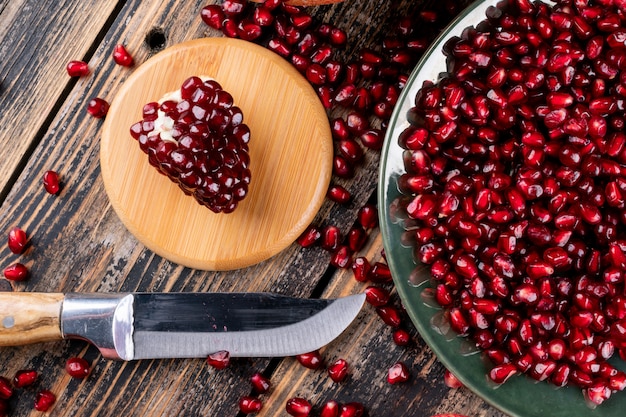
[398,0,626,405]
[129,76,251,213]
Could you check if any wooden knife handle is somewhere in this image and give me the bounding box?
[0,292,64,346]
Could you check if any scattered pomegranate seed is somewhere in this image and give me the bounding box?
[3,263,29,281]
[364,286,390,307]
[239,396,263,414]
[66,60,89,77]
[34,389,56,412]
[87,97,110,118]
[297,225,321,248]
[42,170,61,194]
[443,369,463,389]
[387,362,410,384]
[296,350,323,370]
[7,227,27,254]
[340,402,365,417]
[327,359,349,382]
[112,44,134,67]
[285,397,312,417]
[207,350,230,369]
[351,257,371,282]
[0,378,12,400]
[376,305,401,327]
[13,369,38,388]
[392,328,411,346]
[65,357,90,378]
[250,372,271,394]
[320,400,340,417]
[327,184,351,203]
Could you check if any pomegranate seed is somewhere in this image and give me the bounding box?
[330,245,352,269]
[66,60,89,77]
[250,372,271,394]
[112,44,134,67]
[201,5,225,29]
[320,400,340,417]
[364,286,390,307]
[239,396,263,414]
[340,402,365,417]
[489,363,518,384]
[66,357,90,378]
[34,390,56,412]
[286,397,312,417]
[43,170,61,194]
[12,370,37,390]
[3,263,29,281]
[376,305,401,327]
[392,328,411,346]
[7,227,27,254]
[444,369,463,388]
[321,225,342,251]
[87,97,109,118]
[327,184,351,204]
[296,350,323,370]
[0,378,12,400]
[207,350,230,369]
[328,359,349,382]
[369,262,392,282]
[357,204,378,229]
[387,362,410,384]
[297,225,321,248]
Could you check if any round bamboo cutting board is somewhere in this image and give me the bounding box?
[100,38,332,271]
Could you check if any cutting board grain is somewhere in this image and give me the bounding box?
[100,38,333,271]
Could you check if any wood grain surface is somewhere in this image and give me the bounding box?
[101,38,332,271]
[0,0,507,416]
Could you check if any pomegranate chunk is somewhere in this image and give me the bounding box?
[131,77,251,213]
[7,227,27,254]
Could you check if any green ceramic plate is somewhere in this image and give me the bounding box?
[379,1,626,416]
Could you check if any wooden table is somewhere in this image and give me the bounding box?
[0,0,508,416]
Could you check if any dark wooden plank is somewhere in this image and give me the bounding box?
[0,0,507,416]
[0,0,125,198]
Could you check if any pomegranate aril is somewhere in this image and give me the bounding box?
[364,286,389,307]
[239,396,263,414]
[328,359,349,382]
[358,204,378,229]
[207,350,230,369]
[376,305,401,327]
[296,350,323,370]
[34,389,56,412]
[66,357,91,378]
[321,225,342,251]
[3,263,29,281]
[327,184,351,204]
[43,170,61,194]
[444,369,463,388]
[250,372,271,394]
[340,402,365,417]
[320,400,340,417]
[87,97,109,118]
[297,225,321,248]
[387,362,410,384]
[286,397,312,417]
[13,369,37,388]
[392,328,411,346]
[0,378,12,400]
[113,44,134,67]
[330,245,352,269]
[369,262,392,282]
[7,227,27,254]
[66,60,89,77]
[201,5,225,29]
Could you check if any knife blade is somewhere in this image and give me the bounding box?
[0,292,365,360]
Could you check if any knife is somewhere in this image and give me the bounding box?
[0,292,365,360]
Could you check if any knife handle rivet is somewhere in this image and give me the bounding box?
[2,316,14,329]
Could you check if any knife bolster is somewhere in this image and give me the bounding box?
[0,292,64,346]
[61,293,135,360]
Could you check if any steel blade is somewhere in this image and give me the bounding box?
[131,293,365,359]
